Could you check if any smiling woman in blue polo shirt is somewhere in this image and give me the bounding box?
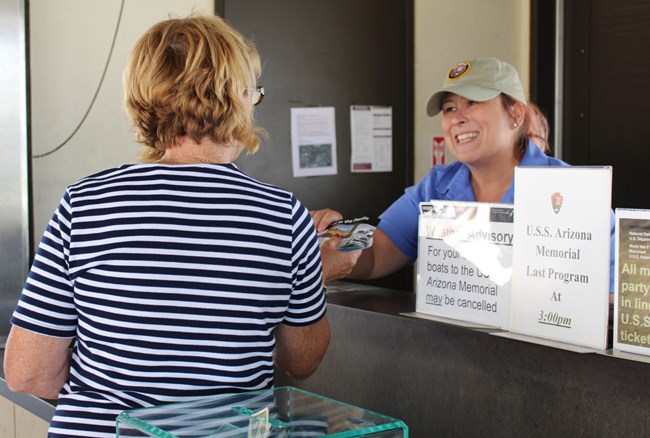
[313,57,615,292]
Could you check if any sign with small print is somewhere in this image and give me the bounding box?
[415,201,514,329]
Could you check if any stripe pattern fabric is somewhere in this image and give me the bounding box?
[11,163,326,437]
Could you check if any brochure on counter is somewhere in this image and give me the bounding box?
[614,209,650,357]
[317,216,377,252]
[411,201,514,330]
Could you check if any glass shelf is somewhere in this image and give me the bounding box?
[116,386,407,437]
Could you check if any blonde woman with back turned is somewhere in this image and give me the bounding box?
[5,14,330,437]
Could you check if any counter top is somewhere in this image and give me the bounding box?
[280,282,650,437]
[3,281,650,436]
[326,280,415,314]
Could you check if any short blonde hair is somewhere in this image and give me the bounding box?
[124,15,263,162]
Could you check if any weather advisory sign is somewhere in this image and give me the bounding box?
[415,201,514,329]
[510,166,612,350]
[614,209,650,356]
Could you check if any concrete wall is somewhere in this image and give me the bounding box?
[29,0,214,244]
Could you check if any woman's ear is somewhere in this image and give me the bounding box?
[510,101,526,126]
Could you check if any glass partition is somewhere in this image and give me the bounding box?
[116,386,408,437]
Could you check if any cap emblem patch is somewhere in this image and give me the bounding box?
[448,61,471,80]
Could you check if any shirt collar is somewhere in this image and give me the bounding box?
[519,140,548,165]
[442,141,542,204]
[445,164,476,201]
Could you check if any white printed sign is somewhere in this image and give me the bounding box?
[416,201,514,329]
[350,105,393,172]
[510,166,612,350]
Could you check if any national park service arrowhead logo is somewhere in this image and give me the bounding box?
[551,192,563,214]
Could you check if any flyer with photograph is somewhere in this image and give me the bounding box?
[290,107,338,177]
[317,216,377,252]
[414,201,514,329]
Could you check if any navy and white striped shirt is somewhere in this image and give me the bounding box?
[11,163,326,437]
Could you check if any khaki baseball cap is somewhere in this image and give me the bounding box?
[425,57,527,117]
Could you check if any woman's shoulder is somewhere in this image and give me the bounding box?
[522,142,569,167]
[67,164,137,190]
[68,163,289,194]
[420,161,467,187]
[405,161,468,201]
[227,164,293,196]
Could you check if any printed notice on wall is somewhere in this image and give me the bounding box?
[291,107,338,177]
[350,105,392,172]
[614,209,650,357]
[508,166,612,350]
[413,201,514,329]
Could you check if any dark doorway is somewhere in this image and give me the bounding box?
[554,0,650,209]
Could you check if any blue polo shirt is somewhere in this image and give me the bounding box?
[379,141,615,291]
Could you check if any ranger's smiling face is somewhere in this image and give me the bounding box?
[440,93,518,168]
